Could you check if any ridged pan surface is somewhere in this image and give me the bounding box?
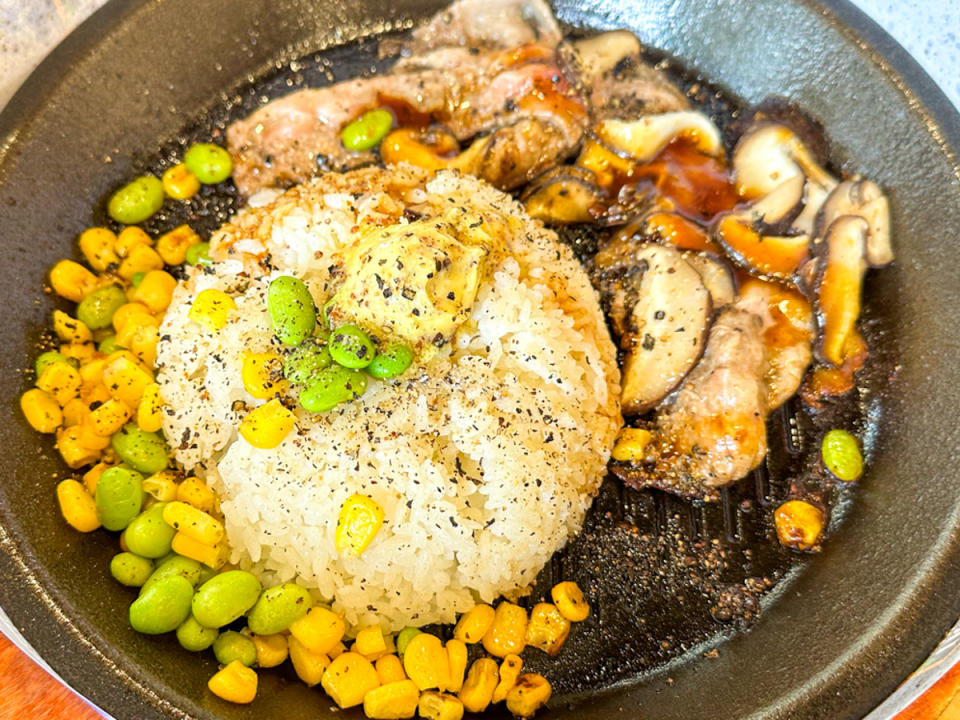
[0,1,959,719]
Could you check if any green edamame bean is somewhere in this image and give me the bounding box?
[77,284,128,330]
[176,615,219,652]
[213,631,257,667]
[185,241,211,266]
[340,109,394,152]
[98,334,123,355]
[124,502,176,558]
[35,351,76,377]
[299,365,367,412]
[183,143,233,185]
[130,271,146,287]
[129,574,194,634]
[268,276,317,345]
[247,583,314,635]
[108,175,165,225]
[328,324,376,369]
[821,429,863,482]
[284,338,332,385]
[396,627,421,656]
[110,552,154,587]
[111,423,169,474]
[95,466,144,531]
[365,343,413,380]
[143,555,204,591]
[191,570,262,628]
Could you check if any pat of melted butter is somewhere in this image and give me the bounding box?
[330,208,508,357]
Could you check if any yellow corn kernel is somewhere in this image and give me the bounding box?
[88,397,133,436]
[56,426,100,469]
[135,270,177,313]
[491,654,522,704]
[482,602,527,658]
[775,499,825,550]
[62,397,89,427]
[363,679,419,720]
[79,357,107,385]
[351,640,388,662]
[156,224,200,265]
[288,635,330,687]
[56,479,101,532]
[118,243,164,280]
[418,691,465,720]
[328,641,347,660]
[238,399,295,450]
[524,603,571,657]
[551,581,590,622]
[289,607,345,656]
[335,494,384,557]
[208,660,258,704]
[162,164,200,201]
[376,654,407,685]
[188,288,236,331]
[137,383,165,433]
[116,315,158,353]
[112,302,153,335]
[102,353,154,406]
[80,381,112,407]
[320,652,380,709]
[78,227,120,272]
[162,501,224,545]
[82,462,111,494]
[128,324,159,368]
[402,632,449,692]
[453,603,495,644]
[115,226,152,258]
[20,388,63,433]
[60,342,97,362]
[253,633,288,669]
[37,362,82,406]
[176,476,216,513]
[611,427,654,462]
[74,421,111,450]
[171,531,227,569]
[505,674,551,718]
[458,658,498,714]
[241,352,286,399]
[53,310,93,344]
[49,259,98,302]
[143,470,181,502]
[444,639,467,693]
[356,626,387,658]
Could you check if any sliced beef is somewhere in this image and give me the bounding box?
[613,308,769,500]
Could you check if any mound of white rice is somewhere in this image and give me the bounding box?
[156,166,621,631]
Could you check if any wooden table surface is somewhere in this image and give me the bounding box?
[2,628,960,719]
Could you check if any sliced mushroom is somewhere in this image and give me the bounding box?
[522,166,604,224]
[735,277,814,410]
[619,245,712,415]
[571,31,642,79]
[641,211,720,253]
[732,122,836,199]
[684,252,736,307]
[596,112,724,164]
[815,178,893,267]
[813,215,868,366]
[712,219,810,280]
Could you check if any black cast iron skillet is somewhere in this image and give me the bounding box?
[1,0,959,718]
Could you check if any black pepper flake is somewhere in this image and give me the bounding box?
[374,273,385,290]
[642,334,656,351]
[382,287,393,299]
[412,308,420,316]
[446,291,455,300]
[654,310,665,320]
[401,287,416,300]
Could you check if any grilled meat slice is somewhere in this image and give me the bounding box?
[380,0,562,56]
[613,308,769,500]
[227,45,586,195]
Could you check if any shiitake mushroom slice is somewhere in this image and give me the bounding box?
[620,244,712,415]
[813,215,869,366]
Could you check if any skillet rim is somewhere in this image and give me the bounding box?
[0,0,958,718]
